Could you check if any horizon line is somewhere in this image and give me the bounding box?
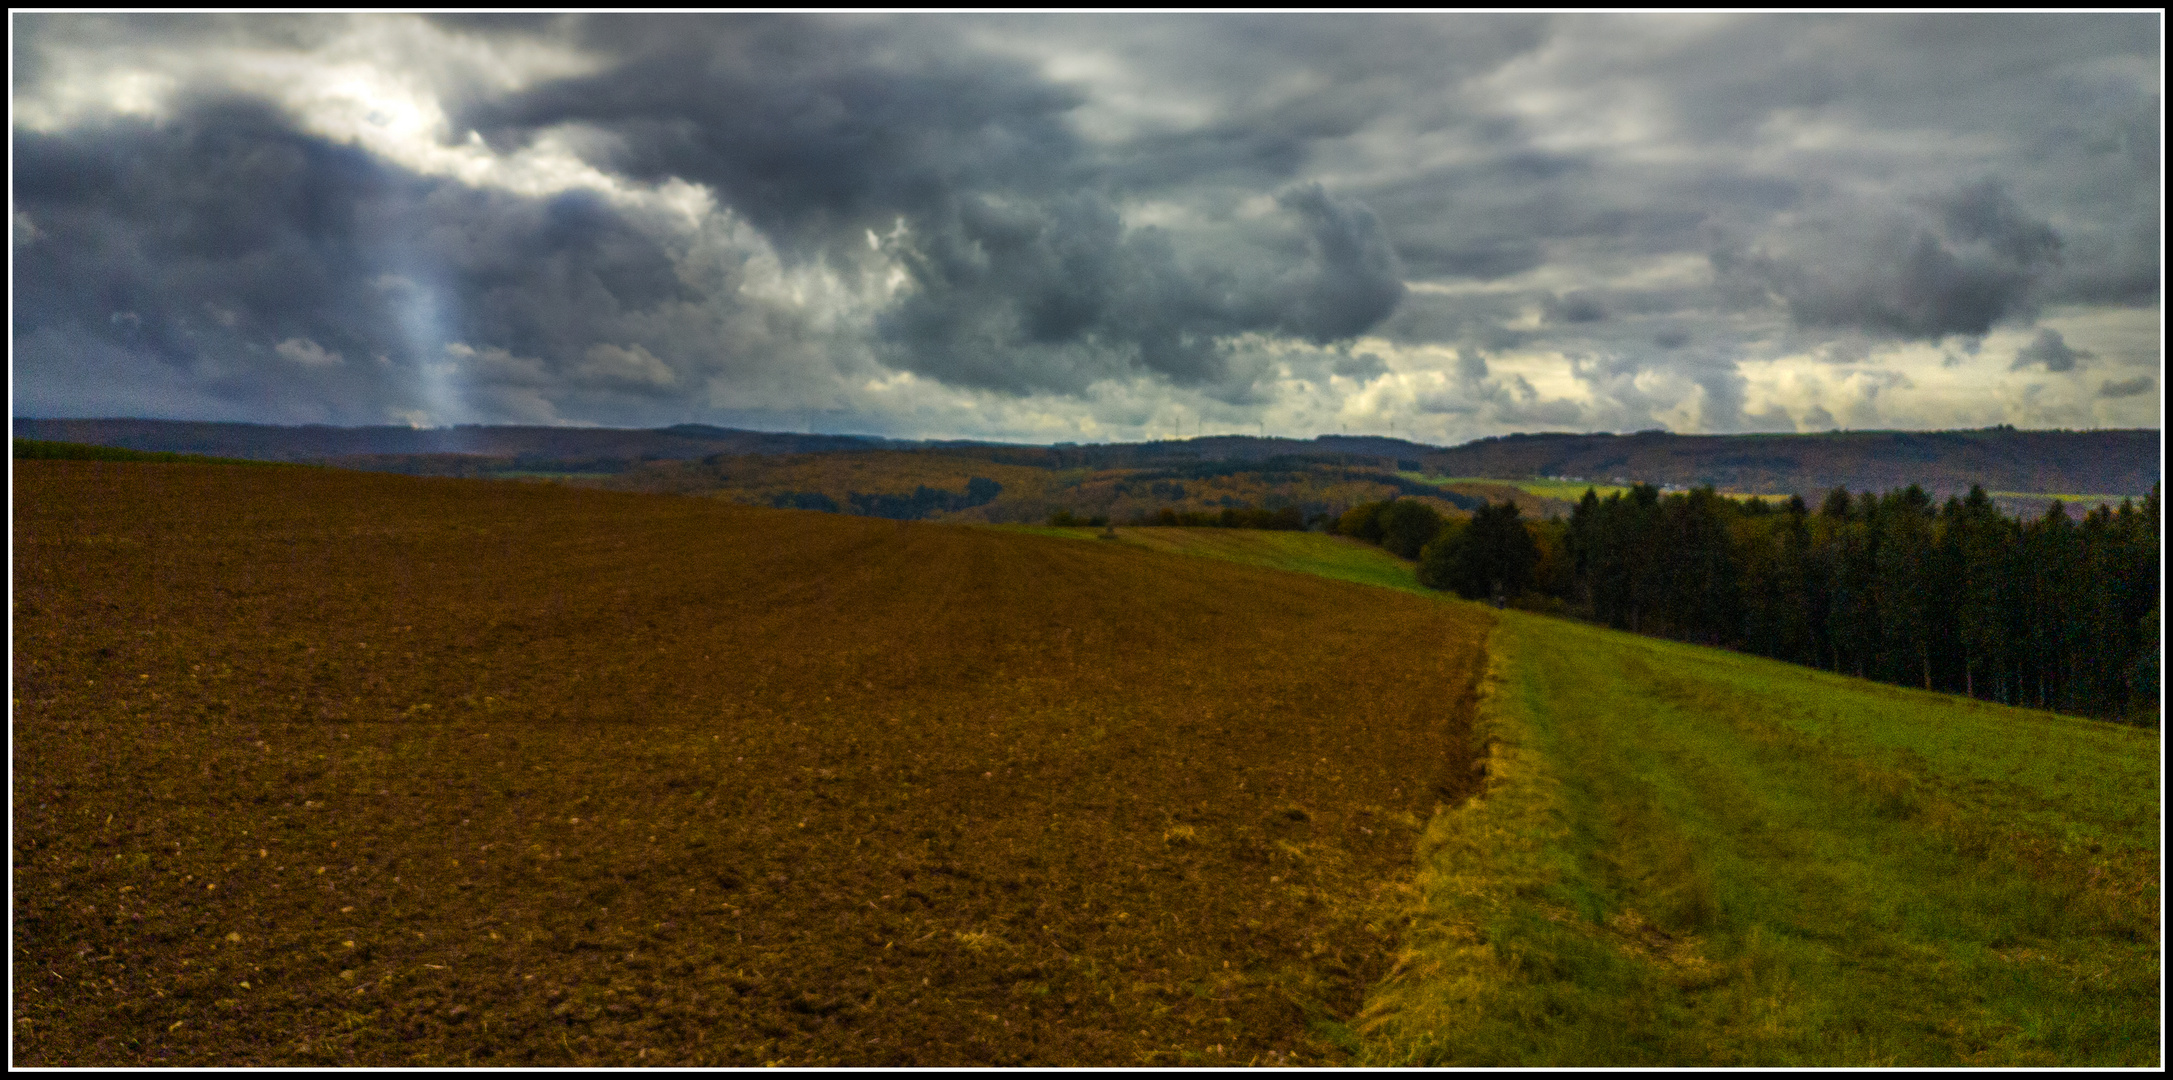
[12,416,2163,455]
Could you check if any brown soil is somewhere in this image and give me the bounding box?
[12,462,1490,1067]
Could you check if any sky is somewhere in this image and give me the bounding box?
[10,13,2162,444]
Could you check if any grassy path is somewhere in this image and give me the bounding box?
[1360,611,2159,1066]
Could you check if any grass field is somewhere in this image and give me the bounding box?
[1392,474,1584,518]
[1409,474,1632,503]
[13,462,1490,1067]
[1411,473,1785,505]
[1359,611,2161,1067]
[994,526,1426,596]
[1987,490,2135,505]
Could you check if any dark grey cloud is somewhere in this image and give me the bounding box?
[1272,184,1405,343]
[2098,375,2152,399]
[14,12,330,65]
[1368,290,1531,351]
[11,96,784,426]
[1716,179,2065,340]
[2011,328,2093,373]
[1544,292,1607,325]
[1939,178,2062,268]
[14,99,417,417]
[1025,14,1553,195]
[1394,238,1546,283]
[1329,349,1387,381]
[1543,14,2161,378]
[462,16,1088,254]
[10,13,2159,438]
[872,184,1402,393]
[2029,72,2162,309]
[453,16,1410,396]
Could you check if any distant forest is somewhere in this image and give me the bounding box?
[14,419,2160,505]
[1339,484,2162,726]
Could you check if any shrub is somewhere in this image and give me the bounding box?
[1338,500,1392,543]
[1379,500,1446,560]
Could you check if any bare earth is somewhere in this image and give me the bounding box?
[13,463,1488,1067]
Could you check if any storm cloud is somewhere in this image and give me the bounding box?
[2099,375,2153,399]
[455,19,1410,397]
[12,94,833,426]
[2013,328,2093,373]
[1717,180,2065,341]
[11,13,2161,440]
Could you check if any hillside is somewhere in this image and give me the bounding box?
[1363,612,2160,1066]
[1414,428,2160,500]
[15,420,2159,512]
[12,462,1490,1067]
[598,450,1478,526]
[9,418,904,466]
[922,525,2161,1064]
[14,464,2156,1066]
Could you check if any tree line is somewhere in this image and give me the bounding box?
[770,477,1004,519]
[1335,484,2160,725]
[1050,505,1313,530]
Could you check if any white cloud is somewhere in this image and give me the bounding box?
[274,337,342,367]
[578,343,677,389]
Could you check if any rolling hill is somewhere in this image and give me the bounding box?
[1362,611,2159,1066]
[15,420,2159,514]
[937,525,2163,1065]
[1412,427,2160,501]
[13,464,2157,1066]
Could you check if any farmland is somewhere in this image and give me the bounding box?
[18,421,2159,511]
[12,462,1489,1067]
[12,461,2158,1067]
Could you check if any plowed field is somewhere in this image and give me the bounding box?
[13,462,1490,1067]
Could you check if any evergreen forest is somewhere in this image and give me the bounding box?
[1339,484,2161,725]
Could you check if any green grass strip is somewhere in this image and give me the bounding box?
[1359,611,2159,1067]
[1986,490,2137,506]
[985,525,1427,595]
[1399,473,1634,501]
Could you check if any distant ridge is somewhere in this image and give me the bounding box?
[12,418,2160,499]
[1416,427,2161,499]
[9,418,906,465]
